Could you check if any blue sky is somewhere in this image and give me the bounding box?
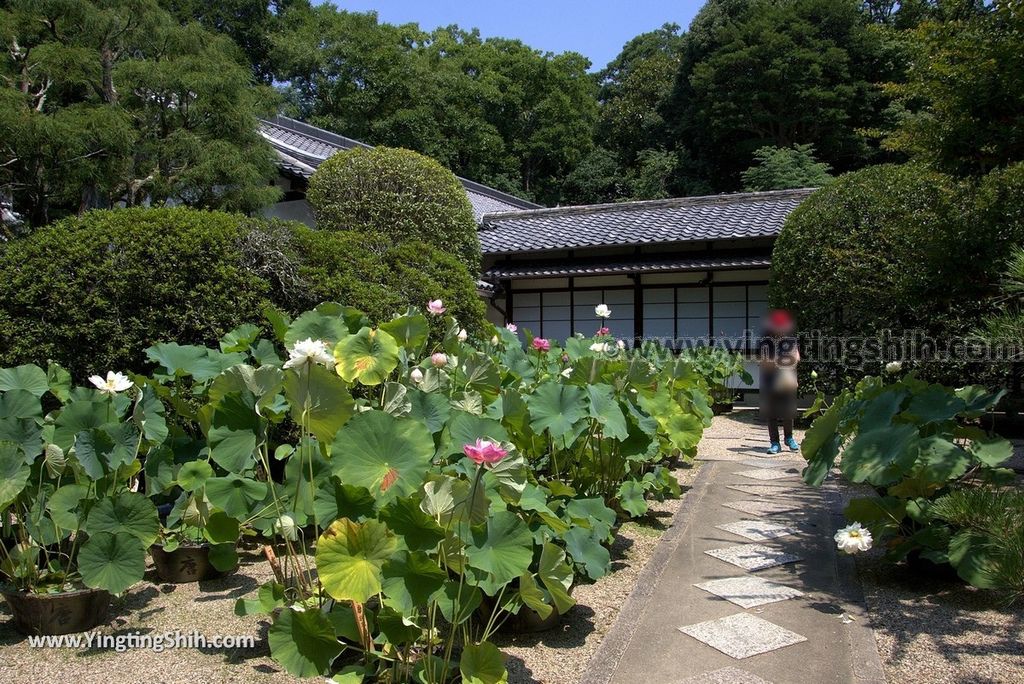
[331,1,704,70]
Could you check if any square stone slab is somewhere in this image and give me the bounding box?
[678,666,775,684]
[735,468,800,481]
[722,500,803,517]
[694,576,805,608]
[716,519,798,541]
[741,459,805,469]
[678,613,808,659]
[705,543,803,571]
[726,484,800,497]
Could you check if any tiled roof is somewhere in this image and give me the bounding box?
[478,188,815,255]
[259,116,539,220]
[485,253,772,280]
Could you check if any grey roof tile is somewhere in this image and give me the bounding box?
[259,116,539,220]
[484,253,772,279]
[478,189,814,254]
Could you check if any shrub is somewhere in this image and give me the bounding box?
[0,208,487,378]
[0,207,271,379]
[770,163,1022,388]
[306,146,482,273]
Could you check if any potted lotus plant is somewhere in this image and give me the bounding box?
[0,364,162,635]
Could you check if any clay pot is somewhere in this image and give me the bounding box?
[2,587,111,636]
[150,543,235,583]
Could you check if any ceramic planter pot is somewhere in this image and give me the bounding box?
[1,587,111,636]
[150,543,235,583]
[711,401,734,415]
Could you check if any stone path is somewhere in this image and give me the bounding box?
[583,412,885,684]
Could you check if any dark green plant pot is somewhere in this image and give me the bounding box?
[150,543,235,583]
[1,587,111,636]
[712,402,733,415]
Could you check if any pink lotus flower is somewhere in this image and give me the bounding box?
[430,352,448,368]
[505,323,518,333]
[596,327,610,336]
[532,337,550,352]
[463,438,508,466]
[427,299,446,315]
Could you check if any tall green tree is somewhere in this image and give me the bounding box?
[741,144,833,190]
[664,0,892,191]
[0,0,279,227]
[884,1,1024,176]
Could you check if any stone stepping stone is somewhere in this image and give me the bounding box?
[726,484,801,497]
[679,666,775,683]
[735,468,799,481]
[722,500,803,517]
[716,519,798,542]
[705,543,803,571]
[740,459,805,469]
[694,576,805,608]
[678,613,807,659]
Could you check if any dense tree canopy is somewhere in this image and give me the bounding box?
[0,0,280,228]
[741,144,833,191]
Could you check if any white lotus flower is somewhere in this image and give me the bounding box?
[616,340,625,350]
[410,368,424,384]
[594,304,611,318]
[560,367,572,378]
[284,338,334,370]
[491,335,499,345]
[589,342,609,353]
[506,323,518,333]
[834,522,873,555]
[885,361,903,375]
[457,328,468,342]
[89,371,133,395]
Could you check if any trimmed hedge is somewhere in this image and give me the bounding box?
[306,146,482,273]
[770,163,1024,387]
[0,207,485,378]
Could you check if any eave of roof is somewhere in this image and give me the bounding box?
[478,188,815,255]
[259,115,541,218]
[484,252,773,280]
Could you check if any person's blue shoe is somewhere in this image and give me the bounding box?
[766,442,782,455]
[785,437,800,452]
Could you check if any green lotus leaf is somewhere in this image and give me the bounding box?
[538,542,575,615]
[203,511,240,544]
[333,327,400,386]
[565,498,616,540]
[131,384,168,445]
[177,460,214,492]
[0,364,49,397]
[220,323,262,353]
[420,477,456,518]
[617,480,648,518]
[46,362,72,403]
[858,389,908,432]
[516,484,568,532]
[527,383,587,446]
[284,363,354,446]
[465,510,533,587]
[560,526,611,579]
[456,353,502,403]
[314,478,377,527]
[517,572,553,620]
[0,389,41,420]
[317,518,398,603]
[47,483,89,530]
[376,605,423,645]
[0,441,30,509]
[586,384,629,440]
[407,389,450,434]
[460,641,508,684]
[917,436,971,484]
[840,425,921,486]
[205,475,268,518]
[947,530,999,589]
[235,581,286,616]
[0,417,42,461]
[379,495,445,552]
[970,436,1014,467]
[381,550,447,615]
[86,492,160,546]
[146,343,226,381]
[330,411,433,502]
[431,581,482,626]
[208,542,239,572]
[905,385,966,424]
[207,392,261,472]
[284,308,350,348]
[955,386,1006,418]
[209,364,284,405]
[268,606,343,678]
[325,600,377,643]
[379,311,430,352]
[78,531,146,594]
[53,400,109,451]
[445,411,509,457]
[282,441,332,523]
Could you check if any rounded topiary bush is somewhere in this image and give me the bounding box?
[305,146,482,273]
[770,163,1021,387]
[0,207,272,378]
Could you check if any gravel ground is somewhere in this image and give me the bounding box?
[858,556,1024,684]
[498,465,701,684]
[0,547,303,684]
